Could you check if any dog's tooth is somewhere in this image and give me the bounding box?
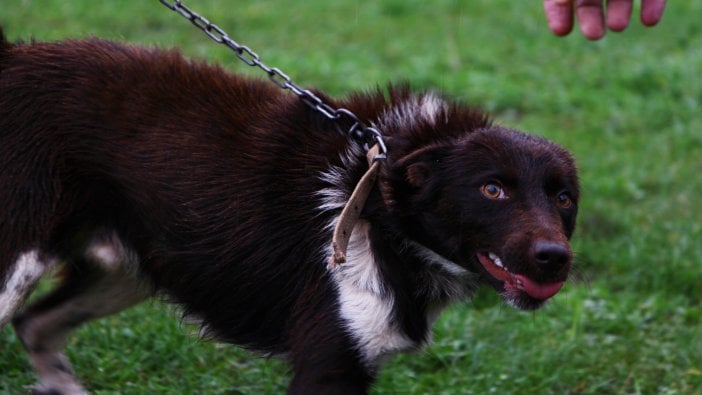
[488,252,504,269]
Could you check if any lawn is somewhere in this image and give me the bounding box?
[2,1,701,394]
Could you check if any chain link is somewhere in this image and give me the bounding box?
[158,0,387,160]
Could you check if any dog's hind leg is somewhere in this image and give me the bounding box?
[0,250,52,328]
[12,234,152,395]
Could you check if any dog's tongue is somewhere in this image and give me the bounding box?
[512,274,564,300]
[477,253,565,301]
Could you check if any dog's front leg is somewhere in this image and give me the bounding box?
[286,286,376,395]
[287,337,374,395]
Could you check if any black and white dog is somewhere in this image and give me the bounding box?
[0,27,579,394]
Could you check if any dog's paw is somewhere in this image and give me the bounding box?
[30,384,90,395]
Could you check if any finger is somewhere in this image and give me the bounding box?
[606,0,633,32]
[544,0,574,36]
[641,0,667,26]
[575,0,606,40]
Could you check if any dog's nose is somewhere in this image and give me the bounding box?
[532,240,570,271]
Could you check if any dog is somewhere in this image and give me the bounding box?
[0,26,579,394]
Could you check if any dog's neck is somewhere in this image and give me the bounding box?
[403,240,471,277]
[331,145,384,265]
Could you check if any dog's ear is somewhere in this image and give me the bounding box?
[393,144,450,189]
[406,161,430,188]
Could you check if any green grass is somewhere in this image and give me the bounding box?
[2,1,701,394]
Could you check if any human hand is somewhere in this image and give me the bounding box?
[543,0,667,40]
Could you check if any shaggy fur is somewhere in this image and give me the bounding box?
[0,26,579,394]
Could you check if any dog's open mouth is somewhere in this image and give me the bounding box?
[476,252,564,301]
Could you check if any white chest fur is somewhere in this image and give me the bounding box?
[328,223,416,367]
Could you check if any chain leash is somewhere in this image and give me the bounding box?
[158,0,387,160]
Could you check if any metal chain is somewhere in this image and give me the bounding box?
[158,0,387,160]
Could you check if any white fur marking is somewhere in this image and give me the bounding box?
[316,144,364,216]
[408,241,469,277]
[377,93,448,132]
[419,93,447,126]
[0,250,46,326]
[89,244,120,268]
[329,222,415,366]
[85,230,136,272]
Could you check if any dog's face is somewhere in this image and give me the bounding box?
[390,126,579,310]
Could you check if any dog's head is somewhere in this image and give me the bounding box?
[380,103,579,310]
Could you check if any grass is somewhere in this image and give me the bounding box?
[2,0,701,393]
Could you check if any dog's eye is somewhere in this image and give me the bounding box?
[480,183,507,200]
[556,192,573,209]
